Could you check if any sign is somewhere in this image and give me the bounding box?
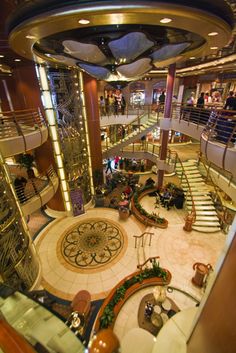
[70,189,84,216]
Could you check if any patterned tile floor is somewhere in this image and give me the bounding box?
[32,170,226,342]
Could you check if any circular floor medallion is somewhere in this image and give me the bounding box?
[60,219,126,270]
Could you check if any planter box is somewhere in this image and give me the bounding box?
[131,188,168,228]
[94,268,172,332]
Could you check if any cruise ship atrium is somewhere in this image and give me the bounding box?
[0,1,236,352]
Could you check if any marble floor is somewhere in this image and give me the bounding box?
[34,195,226,342]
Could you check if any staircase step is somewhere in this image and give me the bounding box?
[193,221,220,227]
[192,226,221,233]
[176,166,197,171]
[187,196,211,201]
[195,210,218,216]
[186,178,204,182]
[194,205,216,210]
[195,216,219,221]
[189,191,211,196]
[183,187,209,191]
[187,201,214,205]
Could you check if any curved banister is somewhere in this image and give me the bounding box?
[102,104,160,150]
[198,154,232,229]
[175,155,196,223]
[14,165,57,205]
[137,256,160,270]
[0,108,47,140]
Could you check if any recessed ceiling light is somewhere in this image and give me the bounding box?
[78,19,90,25]
[189,57,195,59]
[26,35,36,39]
[14,59,21,62]
[160,18,172,24]
[208,32,218,36]
[210,47,218,50]
[0,55,4,58]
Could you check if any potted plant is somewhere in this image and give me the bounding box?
[18,153,36,178]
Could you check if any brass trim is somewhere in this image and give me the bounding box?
[9,3,232,66]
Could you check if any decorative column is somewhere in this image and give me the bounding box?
[158,64,176,188]
[36,65,94,215]
[0,153,40,290]
[83,73,103,186]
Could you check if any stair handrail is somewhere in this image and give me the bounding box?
[133,232,154,248]
[175,155,196,223]
[102,105,160,150]
[137,256,160,270]
[198,154,230,229]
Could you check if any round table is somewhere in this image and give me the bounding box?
[138,293,179,336]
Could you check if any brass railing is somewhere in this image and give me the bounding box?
[197,154,233,231]
[175,155,196,223]
[171,103,236,146]
[133,232,154,248]
[14,165,57,206]
[137,256,160,270]
[0,108,47,141]
[101,104,160,150]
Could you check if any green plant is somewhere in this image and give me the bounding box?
[18,154,35,171]
[100,306,115,329]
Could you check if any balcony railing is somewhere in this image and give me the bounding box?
[0,108,47,141]
[14,165,57,207]
[171,103,236,146]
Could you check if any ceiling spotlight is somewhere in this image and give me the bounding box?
[189,57,195,59]
[160,18,172,24]
[208,32,218,36]
[14,59,21,62]
[26,35,36,39]
[0,55,4,58]
[78,19,90,25]
[210,47,218,50]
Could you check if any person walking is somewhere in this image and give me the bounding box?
[105,158,113,174]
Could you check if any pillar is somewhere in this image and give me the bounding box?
[158,64,176,188]
[83,73,103,186]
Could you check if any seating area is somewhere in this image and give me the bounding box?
[94,171,140,210]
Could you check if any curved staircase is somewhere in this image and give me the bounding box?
[102,112,159,158]
[176,160,221,233]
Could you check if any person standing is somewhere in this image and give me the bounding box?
[114,97,119,115]
[121,96,126,115]
[224,91,236,111]
[99,96,106,116]
[105,158,113,174]
[196,92,205,108]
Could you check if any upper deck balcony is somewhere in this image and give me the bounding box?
[0,109,48,157]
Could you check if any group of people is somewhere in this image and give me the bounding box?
[188,90,236,110]
[99,94,126,116]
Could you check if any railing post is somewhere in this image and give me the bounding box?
[149,233,152,246]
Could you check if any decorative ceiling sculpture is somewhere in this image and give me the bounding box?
[7,0,234,81]
[34,27,198,81]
